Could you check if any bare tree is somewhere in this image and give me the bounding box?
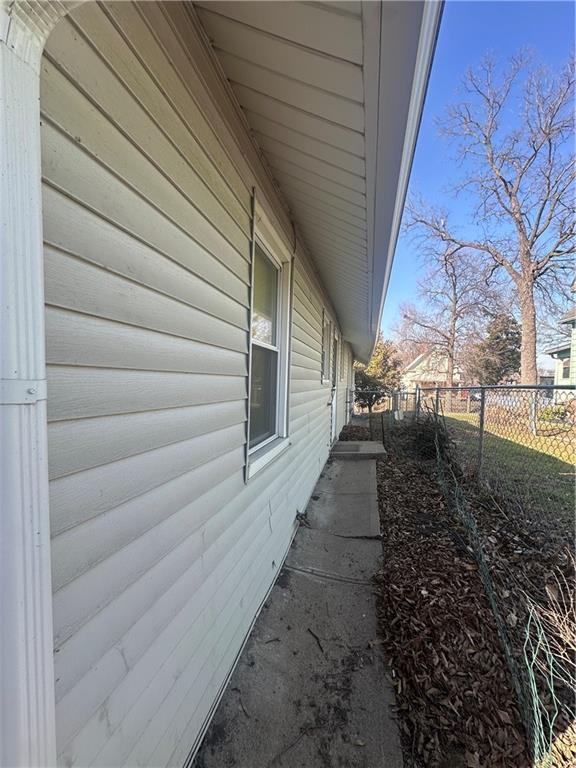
[395,248,502,387]
[409,53,575,383]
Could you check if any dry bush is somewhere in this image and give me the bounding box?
[524,552,576,768]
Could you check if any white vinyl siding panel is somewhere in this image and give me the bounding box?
[196,0,371,356]
[42,4,341,766]
[195,9,363,100]
[195,1,364,64]
[336,343,352,437]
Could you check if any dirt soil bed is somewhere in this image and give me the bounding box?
[337,422,373,441]
[339,422,531,767]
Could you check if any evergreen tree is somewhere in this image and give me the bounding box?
[364,334,402,389]
[472,314,521,384]
[354,335,402,412]
[353,368,384,413]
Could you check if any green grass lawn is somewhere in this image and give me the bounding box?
[443,411,575,463]
[443,414,575,526]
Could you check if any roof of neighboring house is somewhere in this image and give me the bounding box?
[560,307,576,324]
[195,2,443,361]
[545,341,571,355]
[403,350,430,373]
[402,348,463,375]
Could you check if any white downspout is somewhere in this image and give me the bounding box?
[0,2,81,764]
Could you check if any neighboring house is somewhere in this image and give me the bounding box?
[0,2,441,767]
[538,371,555,387]
[401,348,462,390]
[546,308,576,386]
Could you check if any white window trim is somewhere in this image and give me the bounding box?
[247,436,291,479]
[321,310,332,385]
[246,234,292,480]
[331,327,338,388]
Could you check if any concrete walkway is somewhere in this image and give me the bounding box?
[193,458,402,768]
[331,441,387,460]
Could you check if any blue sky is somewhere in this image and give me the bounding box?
[381,0,575,337]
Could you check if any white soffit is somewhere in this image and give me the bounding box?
[194,1,442,362]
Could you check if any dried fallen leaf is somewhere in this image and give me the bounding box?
[465,751,480,768]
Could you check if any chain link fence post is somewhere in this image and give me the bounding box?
[435,386,440,416]
[529,389,538,436]
[416,386,421,421]
[477,386,486,482]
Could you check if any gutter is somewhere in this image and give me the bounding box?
[361,0,444,364]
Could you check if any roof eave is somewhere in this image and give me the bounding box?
[546,343,571,356]
[354,0,443,363]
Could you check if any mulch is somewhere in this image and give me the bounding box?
[375,451,528,767]
[337,423,375,442]
[338,419,575,768]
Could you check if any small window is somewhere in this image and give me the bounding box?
[562,358,570,379]
[248,242,290,459]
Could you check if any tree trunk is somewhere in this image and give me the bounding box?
[518,281,538,384]
[446,353,454,389]
[446,308,456,411]
[445,353,454,413]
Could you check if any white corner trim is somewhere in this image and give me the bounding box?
[0,378,47,404]
[0,0,83,70]
[0,3,86,762]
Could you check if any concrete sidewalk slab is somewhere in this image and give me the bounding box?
[314,460,378,496]
[192,459,402,768]
[287,528,380,584]
[331,441,387,460]
[305,461,380,537]
[304,491,380,537]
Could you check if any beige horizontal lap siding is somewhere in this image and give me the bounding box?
[42,4,337,766]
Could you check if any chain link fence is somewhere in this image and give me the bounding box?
[374,386,576,768]
[352,389,417,420]
[430,386,575,766]
[365,386,576,766]
[415,385,576,526]
[352,384,575,523]
[429,417,575,767]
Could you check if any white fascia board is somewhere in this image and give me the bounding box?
[358,0,443,364]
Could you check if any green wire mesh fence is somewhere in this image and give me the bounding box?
[372,395,575,767]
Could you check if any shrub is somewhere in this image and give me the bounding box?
[539,404,568,422]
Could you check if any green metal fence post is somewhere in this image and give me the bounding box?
[478,387,486,482]
[529,390,538,436]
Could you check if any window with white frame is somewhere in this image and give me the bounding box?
[248,242,290,454]
[321,311,332,383]
[331,331,338,388]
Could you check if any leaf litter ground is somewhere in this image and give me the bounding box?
[340,421,530,768]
